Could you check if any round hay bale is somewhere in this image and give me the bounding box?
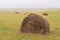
[15,12,19,14]
[20,13,50,34]
[43,13,48,16]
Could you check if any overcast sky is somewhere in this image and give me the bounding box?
[0,0,60,8]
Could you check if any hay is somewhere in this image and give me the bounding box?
[15,12,19,14]
[20,13,50,34]
[43,13,48,16]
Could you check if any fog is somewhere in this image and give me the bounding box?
[0,0,60,8]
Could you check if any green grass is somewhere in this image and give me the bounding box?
[0,10,60,40]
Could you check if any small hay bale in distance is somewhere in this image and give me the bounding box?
[15,12,19,14]
[43,13,48,16]
[20,13,50,35]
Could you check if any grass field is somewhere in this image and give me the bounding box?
[0,10,60,40]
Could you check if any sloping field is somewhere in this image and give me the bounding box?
[0,10,60,40]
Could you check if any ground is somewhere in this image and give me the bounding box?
[0,10,60,40]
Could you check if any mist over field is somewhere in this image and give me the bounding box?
[0,8,60,14]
